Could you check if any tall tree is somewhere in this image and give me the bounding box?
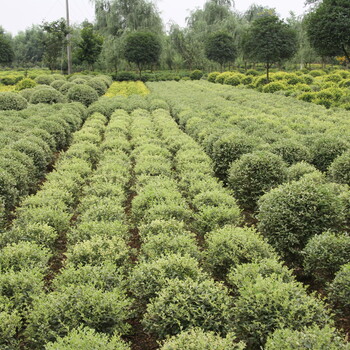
[41,19,69,71]
[242,14,297,81]
[76,22,103,70]
[0,27,14,66]
[124,31,161,77]
[13,26,45,66]
[205,32,237,71]
[306,0,350,64]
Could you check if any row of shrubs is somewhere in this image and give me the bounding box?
[208,69,350,110]
[111,70,203,82]
[0,73,113,110]
[0,103,85,223]
[25,110,134,349]
[126,105,349,349]
[0,112,109,349]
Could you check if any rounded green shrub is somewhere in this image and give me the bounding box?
[233,276,331,349]
[228,151,287,210]
[328,263,350,317]
[227,258,294,292]
[0,307,22,350]
[262,81,286,93]
[309,135,348,173]
[130,254,206,303]
[25,285,131,348]
[205,225,277,280]
[0,92,28,110]
[140,232,201,261]
[67,84,99,106]
[159,328,245,350]
[45,327,131,350]
[210,131,258,181]
[265,325,349,350]
[50,79,67,90]
[309,70,326,77]
[52,263,125,292]
[190,70,203,80]
[0,268,45,310]
[192,189,241,233]
[87,78,108,96]
[65,235,130,270]
[59,82,76,95]
[142,278,234,339]
[287,161,318,181]
[0,241,51,273]
[30,87,66,104]
[215,72,233,84]
[328,150,350,185]
[15,78,37,91]
[303,231,350,284]
[0,169,19,210]
[224,74,242,86]
[270,140,311,165]
[298,91,316,102]
[257,177,345,263]
[207,72,220,83]
[34,74,55,85]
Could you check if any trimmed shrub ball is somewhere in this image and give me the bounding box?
[328,150,350,186]
[265,325,349,350]
[45,326,131,350]
[30,88,66,104]
[159,328,245,350]
[302,231,350,284]
[0,92,28,110]
[142,278,234,339]
[328,263,350,317]
[228,151,287,211]
[257,177,345,264]
[87,77,108,96]
[34,74,55,85]
[67,84,99,106]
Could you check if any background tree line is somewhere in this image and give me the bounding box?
[0,0,349,73]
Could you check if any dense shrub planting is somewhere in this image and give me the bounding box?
[328,150,350,185]
[233,276,331,349]
[0,92,28,110]
[257,177,346,263]
[30,87,66,104]
[25,285,132,348]
[34,74,55,85]
[328,263,350,317]
[205,225,277,279]
[303,231,350,284]
[67,84,99,106]
[228,151,287,210]
[160,328,245,350]
[45,327,131,350]
[15,78,37,91]
[227,258,294,292]
[142,278,234,339]
[265,325,349,350]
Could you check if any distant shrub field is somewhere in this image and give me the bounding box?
[0,71,349,349]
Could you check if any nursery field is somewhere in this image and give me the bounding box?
[0,76,350,349]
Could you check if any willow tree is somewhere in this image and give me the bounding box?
[90,0,164,71]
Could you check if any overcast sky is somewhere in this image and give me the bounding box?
[1,0,308,35]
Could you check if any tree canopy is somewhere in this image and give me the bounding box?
[306,0,350,63]
[205,32,237,70]
[123,31,161,77]
[242,14,297,81]
[0,27,14,66]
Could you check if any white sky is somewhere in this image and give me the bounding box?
[1,0,308,35]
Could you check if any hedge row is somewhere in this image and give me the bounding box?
[0,112,109,349]
[147,81,350,184]
[24,110,133,349]
[0,103,85,222]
